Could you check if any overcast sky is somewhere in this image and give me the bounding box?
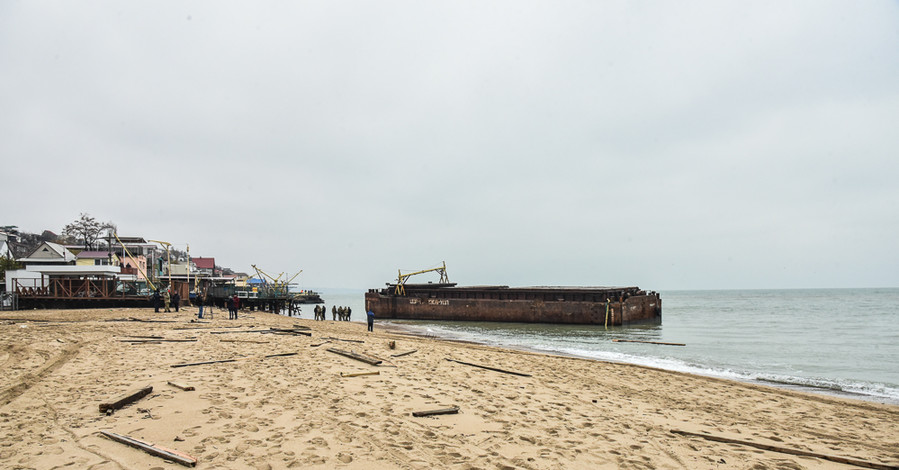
[2,1,897,290]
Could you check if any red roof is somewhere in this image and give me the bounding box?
[193,257,215,269]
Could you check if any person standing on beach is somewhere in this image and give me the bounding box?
[197,292,205,319]
[366,308,374,332]
[152,290,161,313]
[172,291,180,312]
[163,289,171,313]
[332,305,337,321]
[232,294,240,320]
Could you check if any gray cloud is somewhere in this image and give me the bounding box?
[2,1,897,290]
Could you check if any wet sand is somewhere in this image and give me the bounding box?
[1,307,897,469]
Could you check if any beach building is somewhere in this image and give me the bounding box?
[192,257,217,276]
[75,250,120,267]
[15,241,77,266]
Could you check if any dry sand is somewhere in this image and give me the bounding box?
[0,307,897,469]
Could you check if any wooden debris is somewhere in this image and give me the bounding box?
[327,347,382,366]
[171,358,240,368]
[613,339,686,346]
[445,358,531,377]
[209,329,273,335]
[264,352,298,359]
[266,328,312,337]
[340,371,380,377]
[310,340,332,348]
[324,336,364,344]
[123,335,165,340]
[100,431,197,467]
[120,339,197,343]
[390,349,418,358]
[412,406,460,417]
[99,385,153,414]
[219,339,270,344]
[170,352,297,368]
[167,381,195,391]
[670,430,897,470]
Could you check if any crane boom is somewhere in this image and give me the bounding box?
[114,232,156,291]
[396,261,449,296]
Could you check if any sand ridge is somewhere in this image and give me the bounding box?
[0,307,897,469]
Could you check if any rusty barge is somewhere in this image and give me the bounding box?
[364,283,662,326]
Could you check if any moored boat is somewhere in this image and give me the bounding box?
[364,283,661,325]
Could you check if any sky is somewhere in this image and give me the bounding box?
[2,1,897,291]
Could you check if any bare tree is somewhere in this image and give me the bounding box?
[62,213,116,250]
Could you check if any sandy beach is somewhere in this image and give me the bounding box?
[1,307,897,469]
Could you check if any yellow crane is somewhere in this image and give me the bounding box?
[113,232,157,292]
[251,265,303,297]
[395,261,449,296]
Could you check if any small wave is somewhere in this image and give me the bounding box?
[755,374,899,403]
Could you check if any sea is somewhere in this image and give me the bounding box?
[301,288,899,405]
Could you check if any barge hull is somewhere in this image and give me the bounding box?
[365,285,661,326]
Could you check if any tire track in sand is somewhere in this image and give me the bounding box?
[0,341,82,407]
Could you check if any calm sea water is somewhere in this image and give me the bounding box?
[300,288,899,404]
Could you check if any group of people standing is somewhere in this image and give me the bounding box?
[312,304,375,332]
[312,305,352,321]
[151,289,181,313]
[192,292,239,320]
[151,292,373,331]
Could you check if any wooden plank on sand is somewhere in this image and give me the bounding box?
[100,431,197,467]
[670,430,898,470]
[99,385,153,413]
[167,381,195,391]
[326,347,382,366]
[412,406,459,417]
[340,371,380,377]
[445,358,531,377]
[390,349,417,358]
[170,352,297,368]
[325,336,364,343]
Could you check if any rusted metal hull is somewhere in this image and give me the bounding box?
[365,284,661,326]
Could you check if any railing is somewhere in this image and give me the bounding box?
[13,277,151,300]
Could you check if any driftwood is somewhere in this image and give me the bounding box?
[209,329,273,335]
[219,339,270,344]
[100,431,197,467]
[170,352,297,368]
[613,339,686,346]
[445,358,531,377]
[310,340,332,348]
[670,430,898,470]
[326,347,382,366]
[99,385,153,413]
[171,358,238,368]
[340,371,380,377]
[324,337,364,344]
[265,328,312,337]
[120,339,197,343]
[390,349,418,358]
[412,406,459,417]
[167,381,195,391]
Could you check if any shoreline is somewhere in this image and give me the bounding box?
[2,308,897,469]
[377,318,899,407]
